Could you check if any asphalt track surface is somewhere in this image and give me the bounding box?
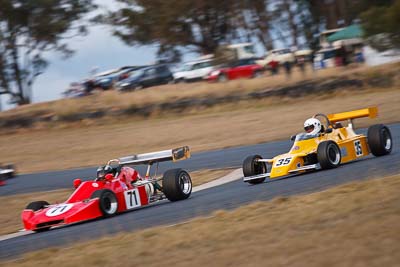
[1,124,399,260]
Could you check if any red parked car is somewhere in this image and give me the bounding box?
[22,147,192,232]
[206,58,264,82]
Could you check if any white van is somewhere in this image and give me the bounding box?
[173,59,214,83]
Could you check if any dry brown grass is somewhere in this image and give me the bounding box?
[0,86,399,173]
[0,169,232,235]
[3,173,400,267]
[0,63,396,122]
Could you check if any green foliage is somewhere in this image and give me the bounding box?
[0,0,95,105]
[107,0,237,56]
[107,0,400,59]
[103,0,277,61]
[361,0,400,50]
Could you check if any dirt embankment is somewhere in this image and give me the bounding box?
[1,63,399,129]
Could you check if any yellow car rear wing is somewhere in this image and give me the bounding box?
[327,107,378,123]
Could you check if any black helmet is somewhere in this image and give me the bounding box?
[96,165,114,180]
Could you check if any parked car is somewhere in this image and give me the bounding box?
[313,48,337,69]
[173,59,214,83]
[256,48,295,67]
[206,58,264,82]
[94,66,146,90]
[63,82,87,98]
[116,65,174,91]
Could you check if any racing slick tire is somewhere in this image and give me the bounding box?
[26,201,51,232]
[162,168,192,201]
[174,78,185,84]
[91,189,119,217]
[252,70,263,78]
[26,200,50,211]
[134,84,144,90]
[367,124,392,156]
[317,141,341,169]
[243,155,267,184]
[218,74,228,82]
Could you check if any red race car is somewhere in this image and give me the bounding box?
[22,147,192,232]
[206,58,264,82]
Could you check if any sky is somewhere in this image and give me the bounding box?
[32,24,159,103]
[0,0,275,110]
[0,0,272,110]
[32,0,160,104]
[0,0,160,110]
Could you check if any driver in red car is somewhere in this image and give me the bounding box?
[96,164,141,189]
[96,165,115,181]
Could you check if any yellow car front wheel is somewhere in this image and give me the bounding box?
[243,155,267,184]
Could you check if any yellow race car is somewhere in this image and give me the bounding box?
[243,107,393,184]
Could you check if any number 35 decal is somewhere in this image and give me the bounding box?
[275,157,292,167]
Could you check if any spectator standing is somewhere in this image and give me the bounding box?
[283,61,292,79]
[297,56,306,76]
[355,47,365,63]
[268,60,279,75]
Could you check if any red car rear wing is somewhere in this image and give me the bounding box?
[119,146,191,166]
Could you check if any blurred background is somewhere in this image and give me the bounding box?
[1,2,400,266]
[0,0,399,110]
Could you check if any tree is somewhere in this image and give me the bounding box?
[361,0,400,50]
[272,0,300,48]
[294,0,323,51]
[292,0,395,50]
[104,0,276,61]
[235,0,274,51]
[0,0,95,105]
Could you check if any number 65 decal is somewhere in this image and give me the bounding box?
[275,157,292,167]
[354,140,363,157]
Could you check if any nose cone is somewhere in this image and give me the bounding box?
[270,154,293,178]
[290,138,319,154]
[270,154,304,178]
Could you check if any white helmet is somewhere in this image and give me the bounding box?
[304,118,322,135]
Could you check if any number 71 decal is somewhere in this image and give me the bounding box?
[45,204,73,217]
[124,189,141,209]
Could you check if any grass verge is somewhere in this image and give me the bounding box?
[0,168,233,235]
[0,66,364,119]
[0,62,398,128]
[3,173,400,267]
[1,86,399,173]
